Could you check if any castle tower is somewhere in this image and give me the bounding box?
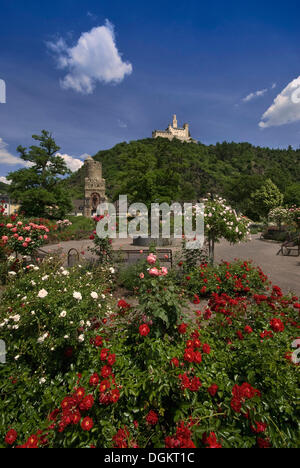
[83,156,106,218]
[183,123,189,137]
[172,114,178,129]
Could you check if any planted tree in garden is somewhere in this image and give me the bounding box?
[204,195,250,264]
[268,207,293,230]
[7,131,72,219]
[250,179,283,220]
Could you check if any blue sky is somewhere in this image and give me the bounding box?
[1,0,300,182]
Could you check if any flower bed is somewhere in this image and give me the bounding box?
[0,250,299,449]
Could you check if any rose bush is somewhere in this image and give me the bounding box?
[0,252,299,448]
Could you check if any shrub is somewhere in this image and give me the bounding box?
[0,257,299,448]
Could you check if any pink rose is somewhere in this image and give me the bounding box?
[139,273,145,279]
[11,227,17,233]
[6,224,13,229]
[25,237,31,243]
[161,267,168,276]
[1,236,8,243]
[149,267,160,277]
[147,254,157,265]
[18,236,24,242]
[22,242,28,248]
[44,235,48,240]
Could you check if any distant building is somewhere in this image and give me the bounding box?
[0,194,20,215]
[152,115,197,143]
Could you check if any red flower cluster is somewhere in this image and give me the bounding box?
[146,410,158,426]
[250,421,267,434]
[117,299,131,313]
[5,429,18,445]
[165,422,196,448]
[202,431,222,448]
[231,382,261,413]
[270,318,285,333]
[112,427,138,448]
[179,373,202,392]
[178,323,188,334]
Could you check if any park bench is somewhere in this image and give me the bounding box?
[277,233,300,256]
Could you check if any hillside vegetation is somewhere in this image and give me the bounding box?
[64,138,300,218]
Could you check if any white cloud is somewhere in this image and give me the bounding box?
[0,176,11,185]
[259,76,300,128]
[0,138,26,166]
[56,153,84,172]
[47,20,133,94]
[117,119,127,128]
[242,88,268,102]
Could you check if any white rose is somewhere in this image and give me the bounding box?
[91,292,98,300]
[78,334,85,343]
[73,292,82,301]
[38,289,48,299]
[60,311,67,318]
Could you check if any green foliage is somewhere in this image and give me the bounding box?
[285,183,300,206]
[250,179,284,219]
[65,139,300,215]
[7,131,72,219]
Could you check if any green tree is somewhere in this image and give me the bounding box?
[7,131,72,218]
[284,183,300,207]
[250,179,283,219]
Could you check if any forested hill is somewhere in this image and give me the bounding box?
[64,138,300,215]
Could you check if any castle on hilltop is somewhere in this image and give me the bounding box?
[152,115,197,143]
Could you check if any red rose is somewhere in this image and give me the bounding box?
[170,357,179,367]
[101,365,112,378]
[270,318,284,333]
[189,377,202,392]
[184,348,195,363]
[139,324,150,336]
[244,326,253,334]
[146,410,158,426]
[231,397,242,413]
[99,380,111,393]
[81,417,94,431]
[5,429,17,445]
[208,384,219,397]
[202,343,211,354]
[110,388,120,404]
[89,373,99,387]
[94,336,103,347]
[79,395,94,411]
[100,348,109,361]
[107,353,116,366]
[178,323,188,334]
